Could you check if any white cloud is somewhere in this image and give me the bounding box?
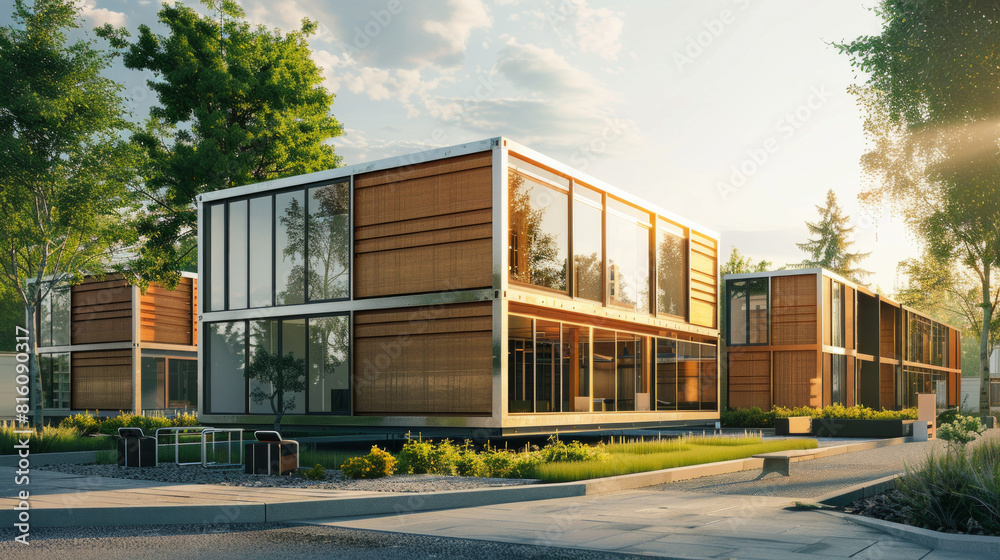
[572,3,624,61]
[79,0,127,27]
[422,0,491,57]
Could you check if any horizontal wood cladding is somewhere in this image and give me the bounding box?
[354,152,493,298]
[879,302,897,359]
[771,274,818,346]
[71,277,132,344]
[728,351,770,409]
[772,350,820,408]
[879,363,895,410]
[353,302,493,416]
[689,232,717,329]
[139,277,195,345]
[72,350,132,410]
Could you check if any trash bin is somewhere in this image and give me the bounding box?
[118,427,156,467]
[245,431,299,475]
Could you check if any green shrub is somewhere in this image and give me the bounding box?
[97,412,172,436]
[720,407,775,428]
[770,404,917,421]
[396,436,435,474]
[173,411,200,427]
[481,447,516,478]
[303,463,326,480]
[340,446,397,479]
[59,411,101,434]
[0,422,115,454]
[430,438,460,475]
[538,435,609,462]
[509,452,542,478]
[938,415,986,446]
[455,441,486,477]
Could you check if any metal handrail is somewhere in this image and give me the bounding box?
[201,428,244,468]
[155,426,208,466]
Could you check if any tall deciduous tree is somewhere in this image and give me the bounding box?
[0,0,138,426]
[792,189,871,284]
[838,0,1000,415]
[100,0,343,288]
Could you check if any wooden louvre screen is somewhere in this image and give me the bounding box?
[771,274,817,345]
[727,351,771,409]
[72,350,132,410]
[879,363,895,410]
[71,276,132,344]
[139,277,195,345]
[353,302,493,416]
[844,287,855,350]
[688,231,717,328]
[879,303,896,359]
[354,152,493,298]
[772,350,820,408]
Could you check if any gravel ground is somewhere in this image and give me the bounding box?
[36,463,538,493]
[647,439,947,498]
[0,523,656,560]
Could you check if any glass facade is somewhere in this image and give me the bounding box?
[507,313,717,414]
[40,352,70,409]
[508,160,569,291]
[38,283,70,347]
[205,314,349,415]
[830,353,846,405]
[206,180,349,312]
[831,281,844,348]
[656,219,687,318]
[727,278,768,345]
[607,198,650,311]
[573,185,603,302]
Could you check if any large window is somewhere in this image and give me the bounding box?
[206,315,349,415]
[655,339,717,411]
[656,219,687,318]
[507,315,592,413]
[40,352,70,409]
[728,278,768,345]
[508,157,569,291]
[206,181,349,312]
[307,181,350,301]
[606,198,650,311]
[573,185,603,302]
[830,353,846,405]
[38,283,70,347]
[831,281,844,348]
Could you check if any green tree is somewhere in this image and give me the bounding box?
[0,0,139,427]
[792,189,871,283]
[721,247,773,276]
[245,349,307,431]
[838,0,1000,415]
[100,0,343,289]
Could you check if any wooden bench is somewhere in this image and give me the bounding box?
[752,450,819,477]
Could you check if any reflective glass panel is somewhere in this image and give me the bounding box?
[508,315,535,412]
[656,219,687,318]
[508,170,568,291]
[249,196,273,308]
[307,182,350,301]
[308,315,350,414]
[228,200,248,309]
[573,186,603,302]
[208,204,226,311]
[275,190,305,305]
[207,321,245,413]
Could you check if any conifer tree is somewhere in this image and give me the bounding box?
[793,189,871,284]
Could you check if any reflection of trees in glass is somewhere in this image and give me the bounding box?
[308,316,349,408]
[657,233,686,317]
[307,183,350,301]
[245,348,306,431]
[608,262,633,307]
[574,252,602,301]
[508,172,566,290]
[276,195,306,305]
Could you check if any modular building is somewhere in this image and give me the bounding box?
[33,273,198,416]
[725,268,961,411]
[198,138,721,435]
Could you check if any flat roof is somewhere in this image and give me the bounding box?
[198,136,719,240]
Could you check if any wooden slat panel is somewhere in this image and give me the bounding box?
[690,251,715,276]
[690,299,715,328]
[354,167,492,227]
[728,351,770,409]
[845,286,855,350]
[690,230,716,250]
[356,208,492,241]
[355,239,492,298]
[880,363,895,409]
[353,302,492,416]
[139,277,194,345]
[773,350,820,408]
[354,223,492,254]
[72,350,132,410]
[845,355,855,407]
[772,274,818,346]
[354,151,491,189]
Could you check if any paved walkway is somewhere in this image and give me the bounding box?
[2,439,993,558]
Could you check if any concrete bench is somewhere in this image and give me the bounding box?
[753,450,819,477]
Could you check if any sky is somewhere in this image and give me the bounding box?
[6,0,914,291]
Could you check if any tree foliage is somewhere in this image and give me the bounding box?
[0,0,139,426]
[100,0,343,288]
[721,247,774,276]
[792,189,871,284]
[838,0,1000,414]
[245,349,306,431]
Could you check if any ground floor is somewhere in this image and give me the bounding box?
[201,301,720,435]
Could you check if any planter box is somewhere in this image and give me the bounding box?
[774,416,813,436]
[811,418,914,438]
[981,416,997,430]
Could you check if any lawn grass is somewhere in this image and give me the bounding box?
[0,422,116,455]
[533,436,818,482]
[299,448,368,471]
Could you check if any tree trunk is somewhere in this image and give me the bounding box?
[25,303,43,430]
[980,266,992,417]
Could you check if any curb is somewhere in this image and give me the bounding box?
[1,437,909,528]
[823,511,1000,557]
[0,450,102,467]
[814,474,899,507]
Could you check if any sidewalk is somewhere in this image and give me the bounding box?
[2,438,997,558]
